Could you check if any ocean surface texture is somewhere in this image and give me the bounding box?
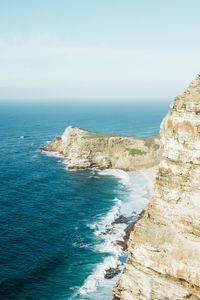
[0,101,169,300]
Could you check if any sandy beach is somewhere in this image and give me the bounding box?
[139,167,158,195]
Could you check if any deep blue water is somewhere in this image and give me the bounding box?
[0,100,170,300]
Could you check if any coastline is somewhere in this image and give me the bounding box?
[118,167,157,252]
[113,75,200,299]
[41,150,158,298]
[139,167,157,195]
[38,126,162,171]
[76,167,155,298]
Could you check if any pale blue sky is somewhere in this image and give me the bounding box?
[0,0,200,100]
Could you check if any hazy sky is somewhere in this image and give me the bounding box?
[0,0,200,101]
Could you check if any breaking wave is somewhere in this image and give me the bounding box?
[77,169,150,299]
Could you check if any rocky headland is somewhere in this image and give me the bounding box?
[113,75,200,299]
[38,126,162,171]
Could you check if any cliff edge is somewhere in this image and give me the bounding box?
[113,75,200,299]
[38,127,162,171]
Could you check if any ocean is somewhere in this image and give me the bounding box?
[0,100,170,300]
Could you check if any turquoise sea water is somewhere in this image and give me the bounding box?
[0,101,170,299]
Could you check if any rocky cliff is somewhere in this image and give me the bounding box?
[38,126,162,170]
[113,75,200,299]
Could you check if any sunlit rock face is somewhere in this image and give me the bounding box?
[38,126,162,171]
[113,75,200,300]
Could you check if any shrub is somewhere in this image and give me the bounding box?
[126,148,147,156]
[153,144,160,150]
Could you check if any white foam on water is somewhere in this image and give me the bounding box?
[41,150,69,170]
[78,169,150,298]
[92,198,125,256]
[61,159,68,167]
[79,256,120,295]
[99,169,131,187]
[98,169,149,214]
[42,151,63,158]
[38,154,151,299]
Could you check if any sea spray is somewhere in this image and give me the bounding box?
[42,153,150,298]
[0,101,166,300]
[77,169,149,299]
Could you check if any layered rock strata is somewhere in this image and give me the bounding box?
[113,75,200,299]
[38,126,162,170]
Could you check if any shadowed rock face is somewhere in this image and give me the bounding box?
[38,126,162,171]
[113,75,200,299]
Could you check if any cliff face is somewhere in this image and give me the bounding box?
[113,75,200,299]
[39,126,162,170]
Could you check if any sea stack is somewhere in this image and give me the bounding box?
[113,75,200,299]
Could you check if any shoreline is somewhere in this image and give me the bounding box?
[76,167,156,297]
[139,167,157,195]
[42,150,157,297]
[38,126,162,171]
[118,167,157,252]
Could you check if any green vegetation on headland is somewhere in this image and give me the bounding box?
[84,132,129,138]
[84,132,160,142]
[125,140,160,156]
[153,143,160,150]
[126,148,147,156]
[39,126,162,171]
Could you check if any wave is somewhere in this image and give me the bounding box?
[39,149,150,299]
[79,256,121,296]
[98,169,150,213]
[42,151,62,158]
[78,169,150,298]
[98,169,132,186]
[41,149,68,167]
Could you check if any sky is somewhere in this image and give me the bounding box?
[0,0,200,101]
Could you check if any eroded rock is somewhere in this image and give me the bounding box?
[113,75,200,299]
[104,267,121,279]
[38,127,162,171]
